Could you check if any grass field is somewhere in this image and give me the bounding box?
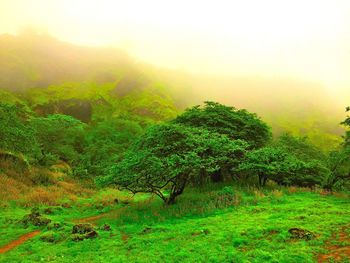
[1,185,350,263]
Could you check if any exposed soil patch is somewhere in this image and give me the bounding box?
[74,213,107,224]
[0,230,41,254]
[317,224,350,262]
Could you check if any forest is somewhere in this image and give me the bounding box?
[0,32,350,262]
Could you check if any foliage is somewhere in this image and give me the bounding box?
[324,106,350,190]
[103,124,248,204]
[274,133,326,161]
[238,146,329,187]
[0,102,40,158]
[173,101,271,148]
[324,147,350,190]
[31,114,86,165]
[81,118,143,176]
[342,106,350,147]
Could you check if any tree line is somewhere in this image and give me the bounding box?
[102,102,350,204]
[1,99,349,204]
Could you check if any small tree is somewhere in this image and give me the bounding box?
[238,147,286,186]
[102,124,248,204]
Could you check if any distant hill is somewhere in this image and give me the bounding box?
[0,33,179,123]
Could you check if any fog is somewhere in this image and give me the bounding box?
[0,0,349,123]
[0,0,349,103]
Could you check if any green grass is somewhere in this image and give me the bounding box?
[0,185,349,262]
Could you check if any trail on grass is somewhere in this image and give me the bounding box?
[0,230,41,254]
[0,205,129,254]
[0,196,151,254]
[317,224,350,262]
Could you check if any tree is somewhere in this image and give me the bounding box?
[238,147,286,186]
[322,107,350,190]
[102,124,248,204]
[342,106,350,148]
[324,148,350,191]
[31,114,86,165]
[238,146,328,187]
[173,101,271,149]
[0,102,40,158]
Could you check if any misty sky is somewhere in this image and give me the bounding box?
[1,0,349,102]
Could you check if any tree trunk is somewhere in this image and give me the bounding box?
[258,174,267,186]
[166,176,188,205]
[210,169,223,183]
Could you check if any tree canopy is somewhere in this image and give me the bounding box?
[173,101,271,149]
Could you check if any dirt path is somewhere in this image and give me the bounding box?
[0,230,41,254]
[0,209,122,255]
[317,224,350,262]
[0,198,143,255]
[73,213,107,224]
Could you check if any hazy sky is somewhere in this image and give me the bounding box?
[1,0,349,101]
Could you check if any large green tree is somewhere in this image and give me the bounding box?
[102,123,248,204]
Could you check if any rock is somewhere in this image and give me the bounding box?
[191,229,210,236]
[20,208,51,227]
[30,207,40,217]
[121,200,130,205]
[288,228,315,240]
[40,233,56,243]
[43,208,53,215]
[72,223,95,234]
[72,230,98,241]
[101,224,111,231]
[47,222,62,230]
[85,230,98,239]
[140,227,167,235]
[71,223,98,241]
[61,203,72,209]
[142,227,153,234]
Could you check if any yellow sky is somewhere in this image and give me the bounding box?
[0,0,349,102]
